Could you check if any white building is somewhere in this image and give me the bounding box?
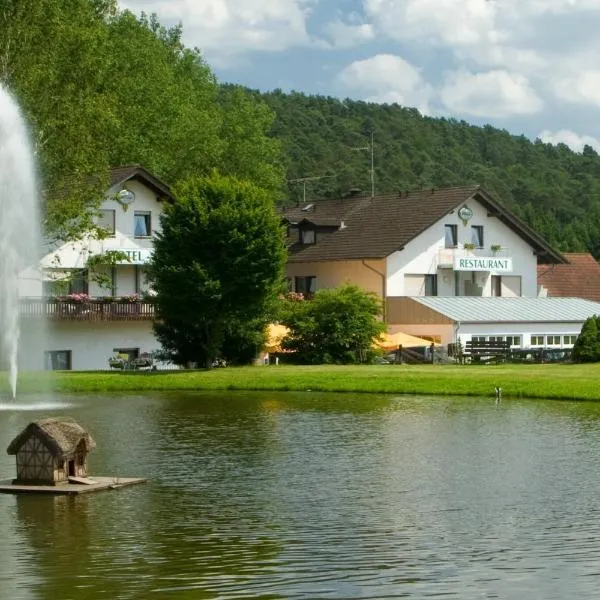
[282,185,600,350]
[19,166,172,371]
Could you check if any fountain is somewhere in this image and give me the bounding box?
[0,85,42,398]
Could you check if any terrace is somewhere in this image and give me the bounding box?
[19,298,156,321]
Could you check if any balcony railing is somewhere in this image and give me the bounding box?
[19,298,156,321]
[438,246,510,268]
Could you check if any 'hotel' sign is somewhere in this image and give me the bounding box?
[454,257,513,272]
[116,249,153,265]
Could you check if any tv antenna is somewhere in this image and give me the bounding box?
[288,174,337,204]
[350,131,375,198]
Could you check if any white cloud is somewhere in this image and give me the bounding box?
[323,20,374,49]
[440,70,543,118]
[363,0,499,48]
[338,54,432,113]
[120,0,315,65]
[553,70,600,106]
[539,129,600,152]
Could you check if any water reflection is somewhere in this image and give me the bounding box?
[1,392,600,598]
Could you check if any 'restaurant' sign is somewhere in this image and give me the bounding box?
[454,257,513,272]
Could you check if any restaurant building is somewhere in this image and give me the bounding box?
[282,186,600,350]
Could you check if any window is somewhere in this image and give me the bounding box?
[295,276,316,298]
[424,274,438,296]
[546,335,561,346]
[531,335,544,346]
[563,335,578,345]
[113,347,139,362]
[96,209,115,236]
[301,229,316,244]
[472,336,486,342]
[445,224,457,248]
[68,270,88,295]
[491,275,502,297]
[506,336,522,347]
[135,266,149,294]
[134,211,151,238]
[471,225,484,248]
[45,350,72,371]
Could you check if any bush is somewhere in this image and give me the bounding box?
[573,315,600,363]
[279,284,385,364]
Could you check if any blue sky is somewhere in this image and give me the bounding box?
[122,0,600,152]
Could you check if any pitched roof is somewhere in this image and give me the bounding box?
[110,165,174,201]
[7,417,96,457]
[411,296,600,323]
[282,186,565,265]
[538,253,600,302]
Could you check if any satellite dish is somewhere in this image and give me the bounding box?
[117,189,135,205]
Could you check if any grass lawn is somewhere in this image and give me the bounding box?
[9,363,600,401]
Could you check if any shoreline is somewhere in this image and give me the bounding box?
[6,364,600,401]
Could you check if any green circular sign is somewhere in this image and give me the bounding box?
[458,206,474,223]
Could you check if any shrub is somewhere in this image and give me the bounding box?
[573,315,600,363]
[279,284,385,364]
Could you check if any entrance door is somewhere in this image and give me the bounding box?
[68,460,75,477]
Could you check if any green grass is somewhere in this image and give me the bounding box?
[8,363,600,401]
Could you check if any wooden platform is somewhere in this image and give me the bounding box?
[0,476,146,496]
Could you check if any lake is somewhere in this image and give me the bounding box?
[0,391,599,599]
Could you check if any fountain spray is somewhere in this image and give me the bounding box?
[0,85,41,398]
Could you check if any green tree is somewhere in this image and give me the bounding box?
[148,173,286,367]
[573,316,600,363]
[280,284,386,364]
[1,1,284,241]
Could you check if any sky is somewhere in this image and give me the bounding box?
[120,0,600,153]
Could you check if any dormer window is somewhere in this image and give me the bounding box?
[301,229,316,244]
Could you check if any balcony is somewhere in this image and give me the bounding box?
[438,246,511,270]
[19,298,156,321]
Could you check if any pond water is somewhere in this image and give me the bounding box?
[1,391,600,599]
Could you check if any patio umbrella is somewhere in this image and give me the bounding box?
[374,331,438,350]
[265,324,291,353]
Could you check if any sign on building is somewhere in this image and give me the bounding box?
[453,257,513,272]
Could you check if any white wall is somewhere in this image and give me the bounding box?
[385,198,538,297]
[20,321,160,371]
[457,321,584,348]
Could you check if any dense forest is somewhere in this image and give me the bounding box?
[2,1,600,256]
[259,90,600,257]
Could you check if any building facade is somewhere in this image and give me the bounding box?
[18,166,171,371]
[282,186,599,350]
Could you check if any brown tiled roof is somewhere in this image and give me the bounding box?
[110,165,173,201]
[281,195,370,226]
[283,186,565,264]
[538,253,600,301]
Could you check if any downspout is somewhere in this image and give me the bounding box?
[362,260,387,322]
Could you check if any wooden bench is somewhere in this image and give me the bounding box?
[463,340,511,363]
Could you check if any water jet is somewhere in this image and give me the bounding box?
[0,85,43,398]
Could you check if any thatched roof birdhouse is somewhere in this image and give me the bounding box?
[7,418,96,485]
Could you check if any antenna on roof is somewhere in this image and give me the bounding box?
[288,174,337,204]
[350,131,375,199]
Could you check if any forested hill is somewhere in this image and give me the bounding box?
[257,89,600,257]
